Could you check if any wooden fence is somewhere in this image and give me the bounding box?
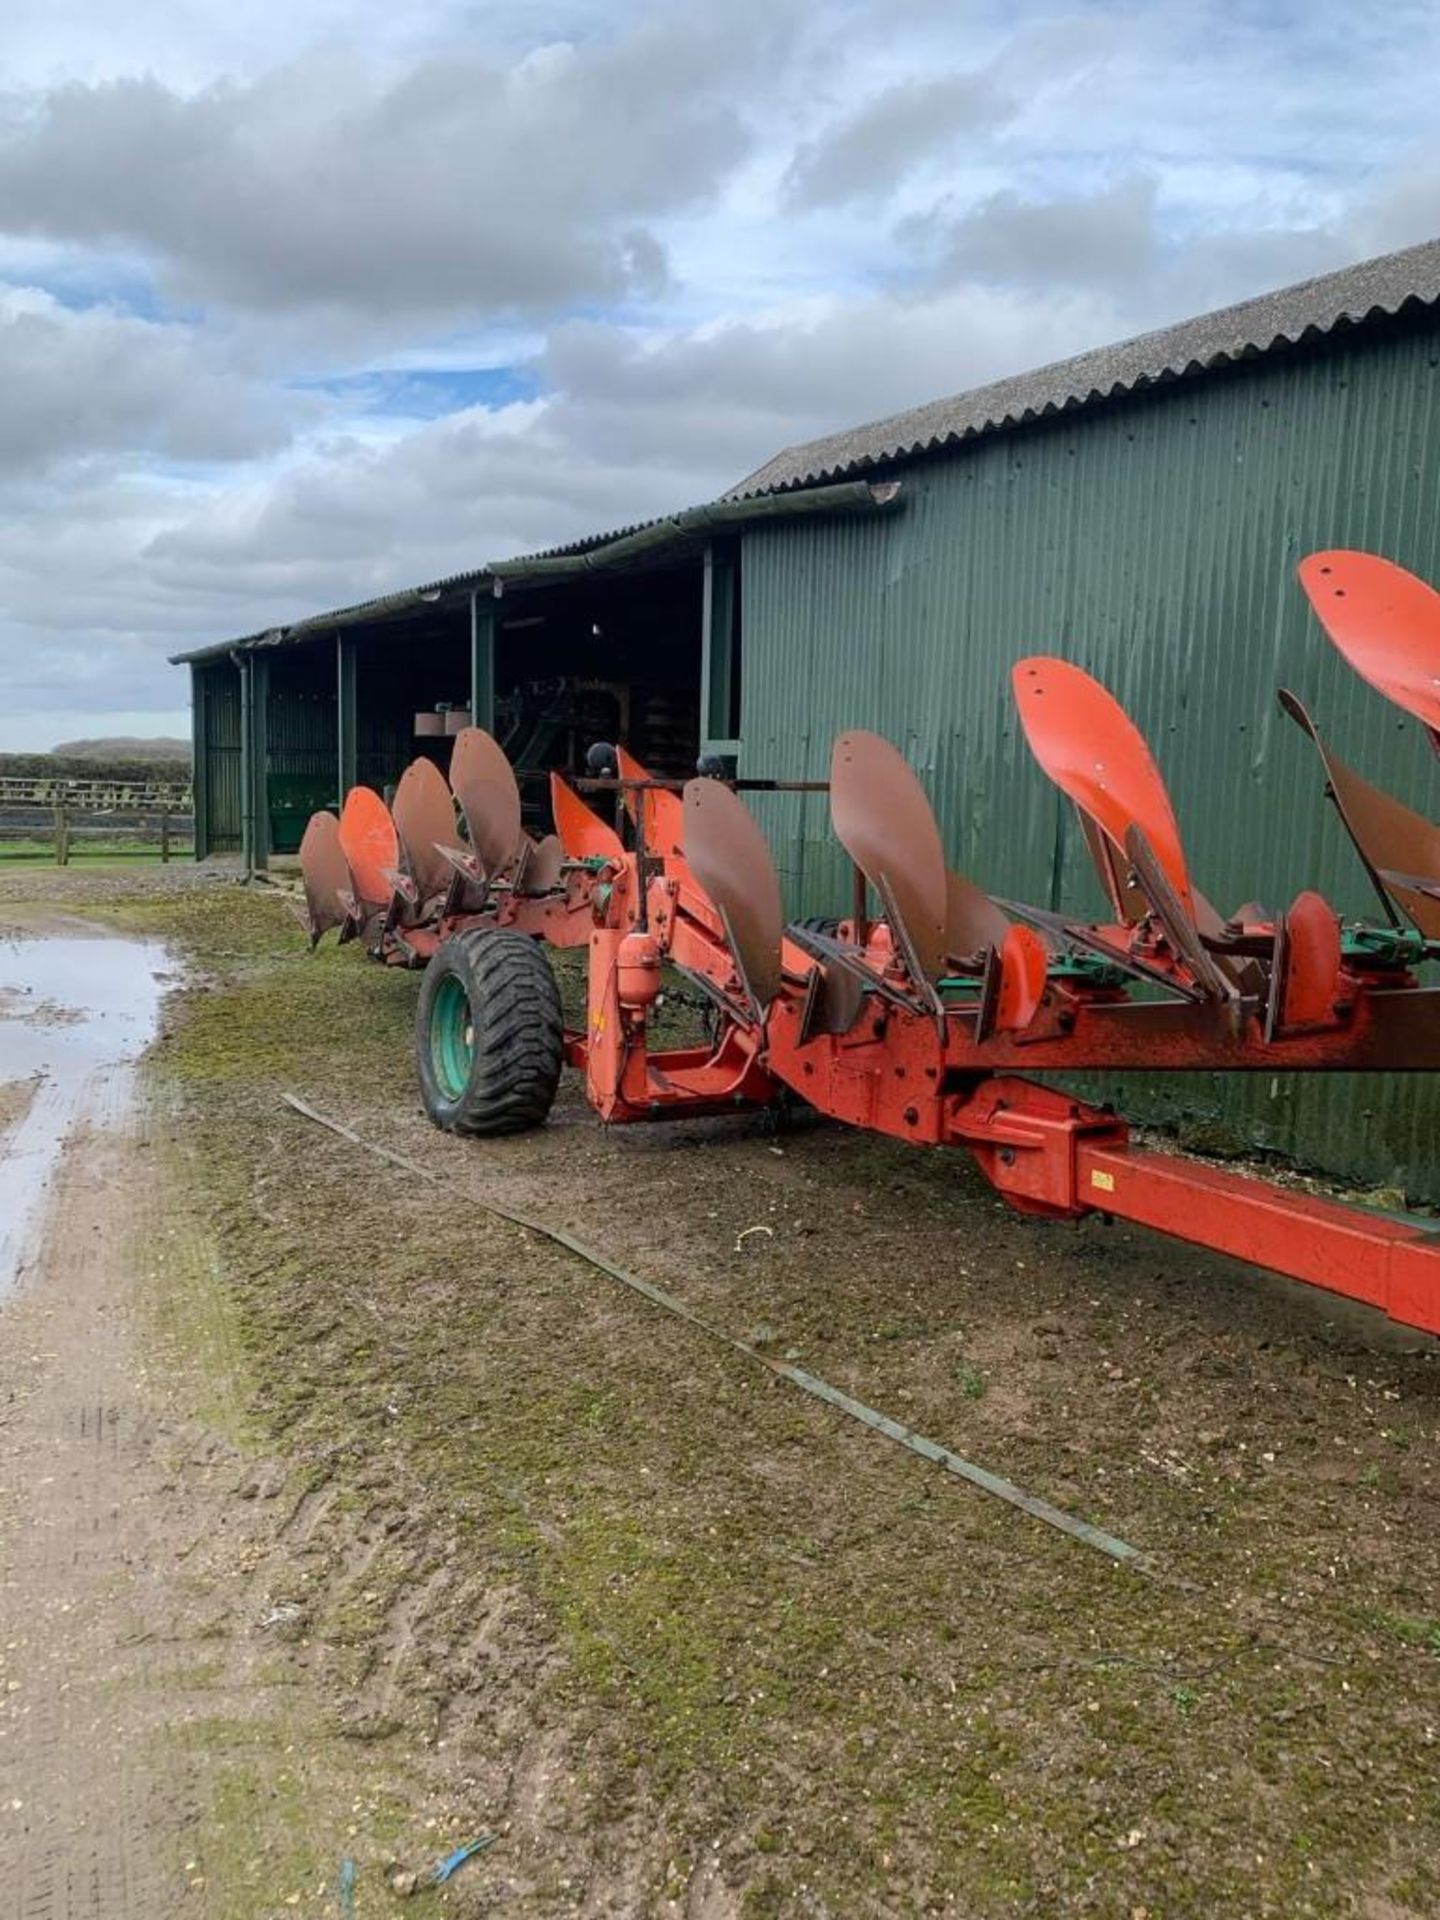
[0,775,194,865]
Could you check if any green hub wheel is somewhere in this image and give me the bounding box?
[414,927,564,1136]
[429,973,476,1101]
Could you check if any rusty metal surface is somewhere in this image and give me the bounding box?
[829,730,948,981]
[1124,825,1237,1000]
[682,778,783,1012]
[1279,690,1440,939]
[944,868,1009,965]
[391,758,458,902]
[1300,551,1440,737]
[808,958,866,1037]
[519,833,565,895]
[297,809,352,944]
[449,728,521,877]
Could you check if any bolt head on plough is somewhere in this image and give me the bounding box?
[301,546,1440,1337]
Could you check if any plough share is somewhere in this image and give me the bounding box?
[299,551,1440,1336]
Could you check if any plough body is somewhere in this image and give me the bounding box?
[300,551,1440,1336]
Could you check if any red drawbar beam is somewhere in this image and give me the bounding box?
[1078,1142,1440,1335]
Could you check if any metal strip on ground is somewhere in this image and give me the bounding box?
[281,1093,1153,1572]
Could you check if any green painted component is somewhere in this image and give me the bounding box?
[225,639,345,863]
[470,594,495,732]
[237,653,257,871]
[247,653,270,873]
[937,954,1129,999]
[189,664,210,859]
[1047,955,1133,988]
[701,540,740,751]
[266,772,335,854]
[1342,923,1431,968]
[194,661,242,854]
[937,974,983,995]
[429,973,475,1101]
[336,631,358,799]
[739,314,1440,1197]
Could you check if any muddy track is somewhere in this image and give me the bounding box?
[0,1113,186,1917]
[5,874,1440,1917]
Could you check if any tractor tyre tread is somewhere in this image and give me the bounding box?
[417,927,564,1136]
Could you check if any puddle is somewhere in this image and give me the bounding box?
[0,932,168,1298]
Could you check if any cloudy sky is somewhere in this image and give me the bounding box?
[1,0,1437,747]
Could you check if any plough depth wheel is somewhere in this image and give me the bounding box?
[416,928,563,1136]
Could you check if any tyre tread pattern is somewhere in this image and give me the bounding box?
[418,928,563,1136]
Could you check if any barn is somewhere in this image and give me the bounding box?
[173,236,1440,1194]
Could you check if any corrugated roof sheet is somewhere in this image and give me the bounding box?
[169,510,672,663]
[175,237,1440,665]
[171,482,900,663]
[729,237,1440,497]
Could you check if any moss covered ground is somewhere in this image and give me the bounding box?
[19,868,1440,1917]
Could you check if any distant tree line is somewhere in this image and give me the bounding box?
[0,749,193,788]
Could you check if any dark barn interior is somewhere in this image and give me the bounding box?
[185,550,710,860]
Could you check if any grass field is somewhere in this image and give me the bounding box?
[0,837,195,863]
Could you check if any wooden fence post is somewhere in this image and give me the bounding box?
[160,806,171,864]
[53,803,70,867]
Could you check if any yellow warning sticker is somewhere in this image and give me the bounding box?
[1090,1169,1116,1193]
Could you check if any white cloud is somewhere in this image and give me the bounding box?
[0,0,1437,746]
[781,70,1016,211]
[0,11,802,324]
[0,286,295,472]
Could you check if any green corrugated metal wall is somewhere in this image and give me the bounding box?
[267,671,336,785]
[197,661,243,853]
[265,652,338,852]
[738,318,1440,1197]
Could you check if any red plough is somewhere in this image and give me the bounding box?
[301,552,1440,1334]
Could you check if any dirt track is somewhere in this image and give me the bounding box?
[3,868,1440,1917]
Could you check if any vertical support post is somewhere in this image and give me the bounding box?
[700,541,739,759]
[336,630,357,805]
[250,654,270,873]
[470,589,495,732]
[190,663,211,861]
[160,806,171,864]
[237,652,254,872]
[54,803,69,867]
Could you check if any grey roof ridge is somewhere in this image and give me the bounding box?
[728,235,1440,499]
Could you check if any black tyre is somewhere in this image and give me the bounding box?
[416,928,563,1135]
